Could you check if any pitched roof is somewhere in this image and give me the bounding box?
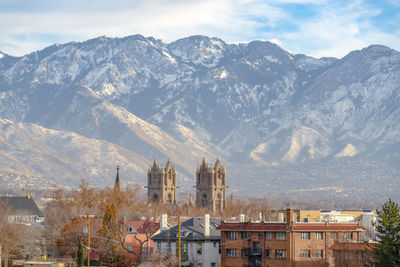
[127,220,160,234]
[0,196,44,217]
[152,217,220,241]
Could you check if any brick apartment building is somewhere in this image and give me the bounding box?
[218,208,367,267]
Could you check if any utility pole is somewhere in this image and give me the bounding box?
[178,215,181,267]
[87,214,90,267]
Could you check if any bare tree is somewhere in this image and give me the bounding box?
[137,252,176,267]
[0,201,27,266]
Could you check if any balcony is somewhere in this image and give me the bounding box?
[250,248,261,256]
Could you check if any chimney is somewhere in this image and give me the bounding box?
[286,208,294,227]
[239,214,246,223]
[203,214,210,237]
[160,214,168,232]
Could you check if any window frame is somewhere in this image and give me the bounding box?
[316,249,324,258]
[315,232,323,240]
[265,232,272,240]
[265,249,271,258]
[275,249,287,259]
[300,232,311,240]
[300,250,311,258]
[226,249,238,257]
[226,231,238,239]
[276,232,287,240]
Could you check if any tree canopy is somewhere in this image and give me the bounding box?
[374,199,400,266]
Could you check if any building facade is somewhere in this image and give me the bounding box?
[218,209,366,267]
[195,157,226,213]
[152,214,221,267]
[147,159,177,205]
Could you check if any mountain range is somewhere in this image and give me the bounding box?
[0,35,399,203]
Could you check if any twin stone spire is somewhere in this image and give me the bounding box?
[147,157,226,212]
[112,157,227,212]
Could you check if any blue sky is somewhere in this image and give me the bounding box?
[0,0,399,58]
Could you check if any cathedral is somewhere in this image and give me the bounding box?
[146,157,226,212]
[146,159,177,204]
[195,157,226,212]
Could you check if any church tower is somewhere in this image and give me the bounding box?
[147,159,177,205]
[195,157,226,212]
[113,165,121,193]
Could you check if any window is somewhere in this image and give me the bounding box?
[226,249,238,257]
[275,249,287,259]
[265,249,271,258]
[226,231,238,239]
[167,242,171,252]
[344,232,354,241]
[241,248,249,258]
[300,232,310,240]
[331,232,338,240]
[211,263,216,267]
[157,242,161,251]
[316,250,324,258]
[315,232,323,240]
[265,232,272,240]
[197,243,202,255]
[241,231,249,239]
[257,233,263,239]
[276,232,286,240]
[213,242,217,247]
[252,242,260,254]
[300,250,310,258]
[251,258,261,267]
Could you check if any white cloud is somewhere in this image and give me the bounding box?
[272,0,400,58]
[0,0,399,58]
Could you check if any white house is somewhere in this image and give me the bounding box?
[151,214,221,267]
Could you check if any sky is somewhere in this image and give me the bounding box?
[0,0,399,58]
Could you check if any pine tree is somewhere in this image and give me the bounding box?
[76,242,84,267]
[374,199,400,266]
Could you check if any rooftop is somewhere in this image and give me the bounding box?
[152,217,220,241]
[0,196,44,217]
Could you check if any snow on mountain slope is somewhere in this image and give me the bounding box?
[0,35,399,201]
[0,118,150,188]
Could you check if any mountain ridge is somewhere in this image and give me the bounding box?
[0,35,399,202]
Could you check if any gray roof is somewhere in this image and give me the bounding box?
[0,196,44,217]
[152,217,221,241]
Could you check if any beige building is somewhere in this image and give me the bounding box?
[147,159,177,205]
[195,157,226,213]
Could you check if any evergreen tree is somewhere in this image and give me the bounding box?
[374,199,400,266]
[76,242,84,267]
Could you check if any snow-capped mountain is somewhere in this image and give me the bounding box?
[0,35,399,201]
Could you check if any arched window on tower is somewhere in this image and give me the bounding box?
[153,194,159,201]
[202,194,208,206]
[216,193,222,210]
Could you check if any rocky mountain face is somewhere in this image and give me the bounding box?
[0,35,399,202]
